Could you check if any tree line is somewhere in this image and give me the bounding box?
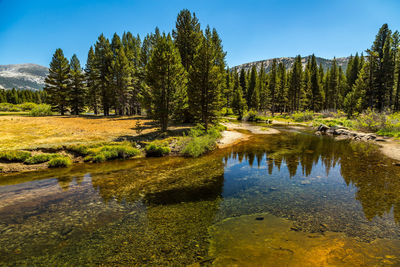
[0,88,46,104]
[44,9,225,131]
[44,14,400,130]
[228,23,400,118]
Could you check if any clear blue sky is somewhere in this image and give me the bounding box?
[1,0,400,67]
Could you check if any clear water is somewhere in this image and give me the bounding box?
[1,129,400,266]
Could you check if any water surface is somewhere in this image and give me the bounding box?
[1,129,400,265]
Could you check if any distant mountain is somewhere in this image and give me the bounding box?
[0,64,48,91]
[233,56,351,73]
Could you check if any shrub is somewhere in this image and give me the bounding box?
[291,110,314,122]
[29,104,53,116]
[145,141,171,157]
[182,135,217,157]
[221,107,234,116]
[0,150,31,162]
[48,156,72,168]
[355,109,387,132]
[0,103,22,112]
[67,144,91,156]
[24,153,59,165]
[181,124,225,157]
[243,110,259,121]
[83,143,140,162]
[19,102,37,111]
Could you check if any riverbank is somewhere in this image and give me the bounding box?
[315,124,400,162]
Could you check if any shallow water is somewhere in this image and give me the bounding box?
[1,129,400,266]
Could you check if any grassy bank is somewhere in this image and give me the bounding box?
[0,115,226,174]
[238,109,400,139]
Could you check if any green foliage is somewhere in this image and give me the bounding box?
[44,48,70,115]
[0,102,42,112]
[182,124,224,157]
[82,143,140,163]
[29,104,53,116]
[48,156,72,168]
[356,110,400,135]
[145,141,171,157]
[146,33,187,131]
[355,109,387,132]
[290,110,314,122]
[243,110,260,122]
[313,118,354,128]
[188,26,225,130]
[24,153,59,165]
[0,150,31,162]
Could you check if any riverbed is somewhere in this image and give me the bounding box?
[1,126,400,265]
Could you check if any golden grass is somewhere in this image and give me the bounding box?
[0,115,157,151]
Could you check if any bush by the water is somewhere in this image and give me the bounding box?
[290,110,314,122]
[48,156,72,168]
[145,141,170,157]
[80,143,140,163]
[29,104,53,116]
[0,102,41,112]
[0,150,31,162]
[354,109,400,137]
[24,153,59,165]
[181,124,225,157]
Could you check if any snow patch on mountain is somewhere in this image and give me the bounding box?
[0,64,48,91]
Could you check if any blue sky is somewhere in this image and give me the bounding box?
[1,0,400,67]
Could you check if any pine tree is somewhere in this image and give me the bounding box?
[394,31,400,111]
[258,63,268,111]
[69,54,86,115]
[269,59,277,116]
[188,26,225,130]
[85,46,100,115]
[94,34,113,116]
[224,67,233,108]
[369,24,395,111]
[232,71,247,118]
[309,54,323,111]
[248,65,257,109]
[239,69,247,106]
[344,63,369,117]
[288,55,302,112]
[276,62,287,113]
[44,48,70,115]
[146,33,187,132]
[172,9,201,72]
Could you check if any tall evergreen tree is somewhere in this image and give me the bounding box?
[188,26,225,130]
[276,62,287,113]
[344,63,369,117]
[288,55,302,112]
[369,24,395,111]
[69,54,86,115]
[85,46,100,115]
[309,54,323,111]
[258,63,268,111]
[248,65,257,109]
[146,33,187,132]
[269,59,277,116]
[172,9,201,72]
[239,69,247,105]
[94,34,113,116]
[232,71,247,118]
[44,48,70,115]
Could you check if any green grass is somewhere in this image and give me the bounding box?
[0,150,31,162]
[29,104,53,116]
[181,124,225,157]
[145,141,171,157]
[48,156,72,168]
[24,153,59,165]
[81,142,141,163]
